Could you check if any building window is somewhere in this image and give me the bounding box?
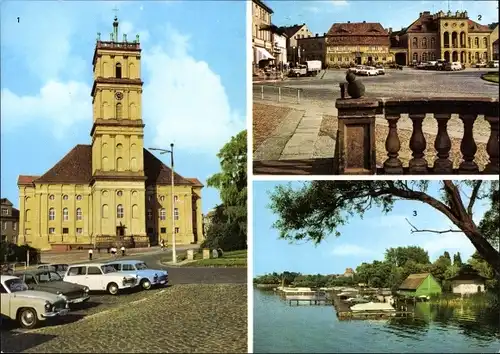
[63,195,68,200]
[160,208,166,221]
[13,222,17,231]
[63,208,69,221]
[62,228,69,234]
[117,204,124,219]
[3,222,6,230]
[76,208,82,221]
[116,103,122,119]
[422,53,428,62]
[175,227,179,234]
[174,196,178,203]
[431,38,435,48]
[160,227,167,234]
[76,228,83,235]
[174,208,179,220]
[475,37,479,47]
[483,37,488,48]
[422,38,427,48]
[49,227,55,234]
[412,37,418,48]
[147,209,152,220]
[49,194,55,200]
[116,63,122,78]
[49,208,55,220]
[1,208,8,215]
[160,196,165,202]
[117,190,123,197]
[413,53,418,62]
[76,195,82,201]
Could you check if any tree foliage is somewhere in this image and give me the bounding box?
[269,180,500,275]
[202,130,247,251]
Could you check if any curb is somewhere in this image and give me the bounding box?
[480,72,499,84]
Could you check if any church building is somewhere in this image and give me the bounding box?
[17,17,204,251]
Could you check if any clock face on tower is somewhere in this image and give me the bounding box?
[115,92,123,100]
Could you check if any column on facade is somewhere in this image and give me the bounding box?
[39,192,44,239]
[127,189,132,236]
[19,191,25,244]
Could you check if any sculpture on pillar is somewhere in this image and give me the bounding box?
[346,72,365,99]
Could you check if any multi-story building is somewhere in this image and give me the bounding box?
[399,11,493,66]
[17,17,204,251]
[490,24,499,60]
[325,21,393,67]
[493,39,499,60]
[252,0,274,68]
[281,24,313,64]
[273,32,288,68]
[296,33,327,66]
[1,198,19,244]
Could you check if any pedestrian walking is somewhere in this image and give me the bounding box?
[160,239,165,250]
[110,247,116,257]
[88,248,93,261]
[121,245,125,257]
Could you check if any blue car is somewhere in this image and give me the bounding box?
[106,260,168,290]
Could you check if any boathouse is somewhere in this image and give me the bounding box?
[398,273,442,297]
[448,267,487,295]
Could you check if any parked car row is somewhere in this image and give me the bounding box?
[1,260,168,329]
[348,65,385,76]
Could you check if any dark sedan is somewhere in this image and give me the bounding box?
[14,270,90,306]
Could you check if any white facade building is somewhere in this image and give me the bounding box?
[273,33,288,67]
[451,279,486,295]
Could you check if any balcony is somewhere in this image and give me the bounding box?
[335,97,498,175]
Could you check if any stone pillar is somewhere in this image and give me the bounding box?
[335,98,380,174]
[202,248,211,259]
[187,249,195,261]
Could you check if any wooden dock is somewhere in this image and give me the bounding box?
[331,293,414,320]
[286,295,331,306]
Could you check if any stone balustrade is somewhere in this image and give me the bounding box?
[335,97,499,175]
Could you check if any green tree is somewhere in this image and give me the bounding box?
[453,252,463,267]
[385,246,430,267]
[268,181,500,275]
[202,131,247,251]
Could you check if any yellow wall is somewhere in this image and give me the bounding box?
[326,45,393,66]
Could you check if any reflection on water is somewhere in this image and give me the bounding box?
[254,289,500,353]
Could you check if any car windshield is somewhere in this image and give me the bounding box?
[5,278,29,292]
[101,265,117,274]
[135,262,148,270]
[55,264,68,272]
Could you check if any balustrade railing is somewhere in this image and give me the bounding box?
[335,97,499,175]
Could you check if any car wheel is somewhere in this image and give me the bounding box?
[107,282,119,295]
[141,278,152,290]
[18,308,38,329]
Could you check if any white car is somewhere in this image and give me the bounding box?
[1,275,69,329]
[475,62,487,68]
[488,60,498,68]
[445,62,463,71]
[375,66,385,75]
[348,65,365,74]
[358,66,378,76]
[63,263,139,295]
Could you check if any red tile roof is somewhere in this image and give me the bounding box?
[186,178,204,187]
[326,22,390,46]
[18,145,201,188]
[467,19,491,32]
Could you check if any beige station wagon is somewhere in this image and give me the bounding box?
[0,275,69,329]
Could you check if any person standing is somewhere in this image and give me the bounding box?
[121,245,126,257]
[110,246,116,257]
[88,248,93,261]
[160,239,165,250]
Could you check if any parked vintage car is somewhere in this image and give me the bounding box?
[445,62,463,71]
[375,65,385,75]
[357,66,378,76]
[14,270,90,306]
[348,65,365,74]
[0,275,69,329]
[37,263,69,277]
[106,260,169,290]
[63,263,139,295]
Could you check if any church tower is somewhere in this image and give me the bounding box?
[90,17,148,245]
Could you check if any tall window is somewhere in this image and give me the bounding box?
[422,38,427,48]
[63,208,69,221]
[147,209,152,220]
[49,208,55,220]
[475,37,479,47]
[76,208,82,220]
[412,37,418,48]
[115,63,122,78]
[13,222,17,231]
[430,38,435,48]
[413,53,418,62]
[117,204,124,219]
[174,208,179,220]
[116,103,122,119]
[160,208,166,221]
[483,37,488,48]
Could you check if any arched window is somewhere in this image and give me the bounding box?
[117,204,124,219]
[430,38,435,48]
[115,63,122,78]
[474,37,479,47]
[49,208,55,221]
[132,204,139,219]
[63,195,68,200]
[483,37,488,48]
[422,38,427,48]
[102,204,109,218]
[76,208,82,220]
[63,208,69,221]
[422,53,427,62]
[413,53,418,62]
[412,37,418,48]
[26,209,31,220]
[160,208,166,221]
[116,103,122,119]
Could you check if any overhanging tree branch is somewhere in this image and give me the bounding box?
[467,180,483,217]
[405,218,462,234]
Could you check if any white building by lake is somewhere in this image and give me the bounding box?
[448,272,487,295]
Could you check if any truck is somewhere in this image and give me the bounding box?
[289,60,322,77]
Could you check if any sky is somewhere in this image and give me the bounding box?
[0,1,246,213]
[266,0,498,35]
[253,181,493,277]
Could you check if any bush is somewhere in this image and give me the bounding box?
[0,242,40,264]
[201,221,246,252]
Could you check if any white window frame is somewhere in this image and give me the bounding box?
[49,208,55,221]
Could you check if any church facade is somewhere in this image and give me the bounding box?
[17,18,204,251]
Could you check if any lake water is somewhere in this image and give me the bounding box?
[254,289,500,353]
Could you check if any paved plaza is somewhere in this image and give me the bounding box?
[253,68,497,170]
[1,251,247,353]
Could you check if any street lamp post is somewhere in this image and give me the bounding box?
[149,144,176,263]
